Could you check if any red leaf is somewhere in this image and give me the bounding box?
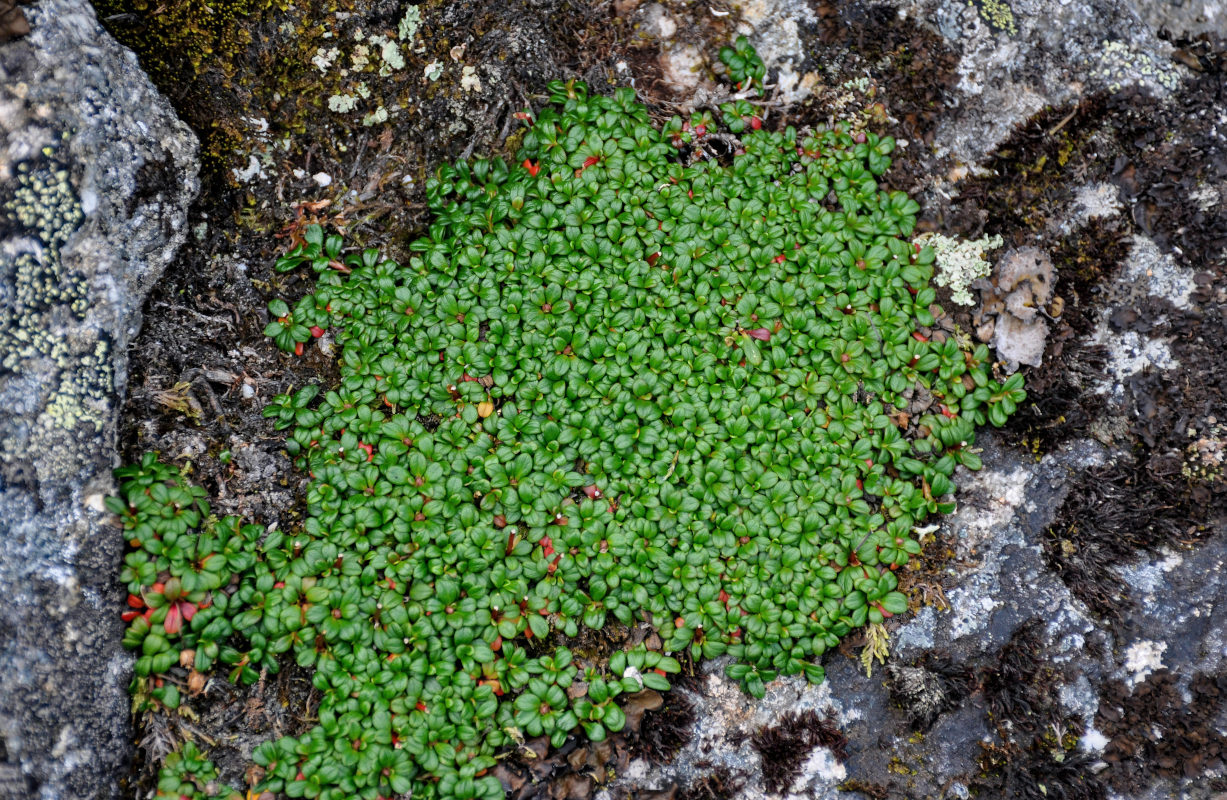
[747,328,771,341]
[163,604,182,635]
[294,341,304,357]
[750,116,762,130]
[309,326,325,338]
[179,602,197,622]
[522,158,540,177]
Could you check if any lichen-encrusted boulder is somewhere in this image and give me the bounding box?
[0,0,198,795]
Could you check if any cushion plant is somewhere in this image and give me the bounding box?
[114,79,1024,800]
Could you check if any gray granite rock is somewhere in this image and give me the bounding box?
[0,0,198,796]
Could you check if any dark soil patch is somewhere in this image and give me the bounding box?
[488,681,697,800]
[792,1,960,204]
[1097,669,1227,788]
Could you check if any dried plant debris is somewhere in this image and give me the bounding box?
[749,710,849,794]
[0,0,28,41]
[886,654,975,730]
[1097,669,1227,788]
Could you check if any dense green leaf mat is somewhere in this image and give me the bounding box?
[114,81,1024,800]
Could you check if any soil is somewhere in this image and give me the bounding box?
[102,0,1227,797]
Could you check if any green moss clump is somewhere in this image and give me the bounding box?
[92,0,281,85]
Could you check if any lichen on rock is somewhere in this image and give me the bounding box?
[0,0,198,795]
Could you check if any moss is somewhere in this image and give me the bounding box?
[92,0,286,85]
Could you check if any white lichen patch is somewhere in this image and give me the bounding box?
[397,3,422,41]
[917,232,1004,306]
[460,65,482,93]
[1189,183,1221,213]
[312,46,340,73]
[327,93,360,114]
[1080,727,1110,752]
[1121,235,1197,310]
[1115,550,1183,601]
[1092,328,1178,393]
[659,44,703,92]
[1122,640,1166,687]
[1069,181,1123,226]
[375,36,406,76]
[362,107,389,127]
[232,154,266,183]
[40,339,113,432]
[423,60,443,82]
[789,745,847,792]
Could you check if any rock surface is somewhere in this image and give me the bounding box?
[0,0,198,796]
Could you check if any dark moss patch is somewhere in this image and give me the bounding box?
[1097,669,1227,788]
[982,619,1052,739]
[949,94,1118,242]
[981,749,1108,800]
[675,766,743,800]
[749,710,849,794]
[630,676,697,764]
[1041,461,1198,623]
[972,621,1107,799]
[1108,31,1227,274]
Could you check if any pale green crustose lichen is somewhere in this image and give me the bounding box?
[1092,40,1182,93]
[970,0,1017,36]
[916,232,1004,306]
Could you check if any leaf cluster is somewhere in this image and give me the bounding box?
[719,35,767,95]
[116,80,1023,800]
